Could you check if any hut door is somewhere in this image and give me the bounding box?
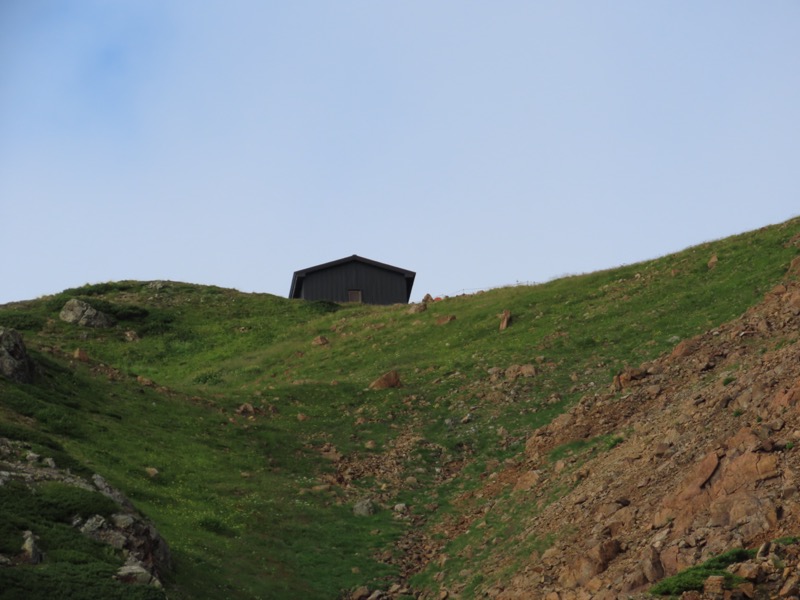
[348,290,362,303]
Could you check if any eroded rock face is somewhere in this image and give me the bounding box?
[0,327,35,383]
[59,299,115,328]
[454,275,800,599]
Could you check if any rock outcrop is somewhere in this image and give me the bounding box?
[79,512,171,584]
[0,437,170,587]
[59,298,115,328]
[0,327,35,383]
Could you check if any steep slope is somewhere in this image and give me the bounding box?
[409,260,800,598]
[0,218,798,599]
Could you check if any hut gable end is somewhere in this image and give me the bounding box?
[289,255,415,305]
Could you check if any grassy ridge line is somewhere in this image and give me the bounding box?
[0,217,797,599]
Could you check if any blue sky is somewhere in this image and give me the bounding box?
[1,1,798,304]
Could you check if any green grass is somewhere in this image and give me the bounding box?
[649,548,755,595]
[548,433,624,463]
[0,217,798,598]
[0,480,163,600]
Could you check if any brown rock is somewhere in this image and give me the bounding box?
[514,470,541,492]
[587,538,622,569]
[771,380,800,409]
[783,291,800,316]
[312,335,329,346]
[738,582,755,599]
[558,558,593,588]
[659,544,694,576]
[235,403,255,416]
[779,575,800,597]
[641,545,665,582]
[607,508,635,538]
[671,338,699,358]
[506,364,537,380]
[584,577,605,593]
[731,561,762,582]
[617,367,648,388]
[770,284,788,296]
[561,538,622,587]
[672,451,719,504]
[351,586,371,600]
[595,502,622,519]
[319,443,342,461]
[369,370,402,390]
[621,566,649,592]
[704,575,726,594]
[654,442,674,457]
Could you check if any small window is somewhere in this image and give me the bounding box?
[348,290,362,303]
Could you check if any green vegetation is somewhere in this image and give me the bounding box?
[0,481,164,600]
[549,433,625,463]
[649,548,755,595]
[0,218,798,598]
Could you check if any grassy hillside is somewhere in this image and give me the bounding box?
[1,217,798,598]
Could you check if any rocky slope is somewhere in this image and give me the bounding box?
[0,436,171,589]
[419,257,800,598]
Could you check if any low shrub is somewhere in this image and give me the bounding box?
[650,548,755,595]
[0,312,46,331]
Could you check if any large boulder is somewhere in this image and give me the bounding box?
[0,328,35,383]
[59,299,115,328]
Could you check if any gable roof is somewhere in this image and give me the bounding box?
[289,255,416,301]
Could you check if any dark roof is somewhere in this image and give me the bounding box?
[289,255,416,301]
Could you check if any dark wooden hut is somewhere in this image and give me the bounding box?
[289,255,415,305]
